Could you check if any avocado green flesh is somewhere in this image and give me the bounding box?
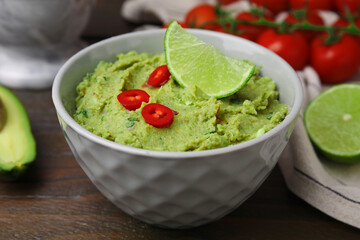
[0,86,36,179]
[74,52,288,152]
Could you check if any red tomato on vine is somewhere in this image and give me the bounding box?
[256,28,309,70]
[332,18,351,28]
[290,0,334,11]
[284,11,324,42]
[332,17,360,43]
[162,21,187,29]
[185,4,219,30]
[218,0,240,5]
[249,0,289,14]
[335,0,360,16]
[310,34,360,83]
[235,11,274,41]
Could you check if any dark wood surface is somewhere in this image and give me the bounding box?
[1,1,360,239]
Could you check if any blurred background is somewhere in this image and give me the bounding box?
[83,0,140,40]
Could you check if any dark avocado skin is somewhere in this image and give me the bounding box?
[0,97,5,132]
[0,86,36,181]
[0,165,30,182]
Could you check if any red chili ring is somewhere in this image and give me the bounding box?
[117,89,150,111]
[147,65,171,87]
[141,103,174,128]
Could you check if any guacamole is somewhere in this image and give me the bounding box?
[74,51,288,151]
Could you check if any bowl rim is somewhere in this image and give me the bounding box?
[52,28,303,159]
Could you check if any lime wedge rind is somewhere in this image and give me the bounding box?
[164,20,255,99]
[211,65,255,98]
[304,84,360,163]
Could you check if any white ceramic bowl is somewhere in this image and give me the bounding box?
[52,29,303,229]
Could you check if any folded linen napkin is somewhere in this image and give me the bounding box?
[122,0,360,229]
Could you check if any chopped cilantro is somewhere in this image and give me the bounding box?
[266,112,273,120]
[126,117,139,128]
[79,109,88,118]
[205,129,216,135]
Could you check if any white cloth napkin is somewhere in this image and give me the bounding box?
[121,0,360,229]
[121,0,215,24]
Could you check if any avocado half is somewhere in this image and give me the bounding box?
[0,85,36,181]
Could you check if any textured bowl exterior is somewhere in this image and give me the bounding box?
[59,114,289,228]
[53,29,303,228]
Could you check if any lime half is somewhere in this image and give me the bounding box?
[304,84,360,163]
[164,20,255,99]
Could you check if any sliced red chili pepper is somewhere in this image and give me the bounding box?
[216,105,224,122]
[147,65,171,87]
[117,89,150,111]
[141,103,174,128]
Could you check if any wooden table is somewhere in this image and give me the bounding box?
[1,1,360,239]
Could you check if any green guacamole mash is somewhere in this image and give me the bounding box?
[74,51,288,151]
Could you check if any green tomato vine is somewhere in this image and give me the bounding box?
[197,5,360,45]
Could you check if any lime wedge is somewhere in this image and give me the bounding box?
[304,84,360,163]
[164,20,255,98]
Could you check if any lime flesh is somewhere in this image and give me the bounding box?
[304,84,360,163]
[164,20,255,99]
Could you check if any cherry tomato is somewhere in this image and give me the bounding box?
[147,65,171,87]
[141,103,174,128]
[212,26,226,33]
[332,18,352,38]
[217,0,240,5]
[117,89,150,111]
[235,11,274,41]
[310,34,360,83]
[256,28,309,70]
[332,18,351,28]
[185,4,218,30]
[335,0,360,16]
[284,11,324,42]
[162,21,187,28]
[290,0,333,11]
[249,0,289,14]
[332,17,360,43]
